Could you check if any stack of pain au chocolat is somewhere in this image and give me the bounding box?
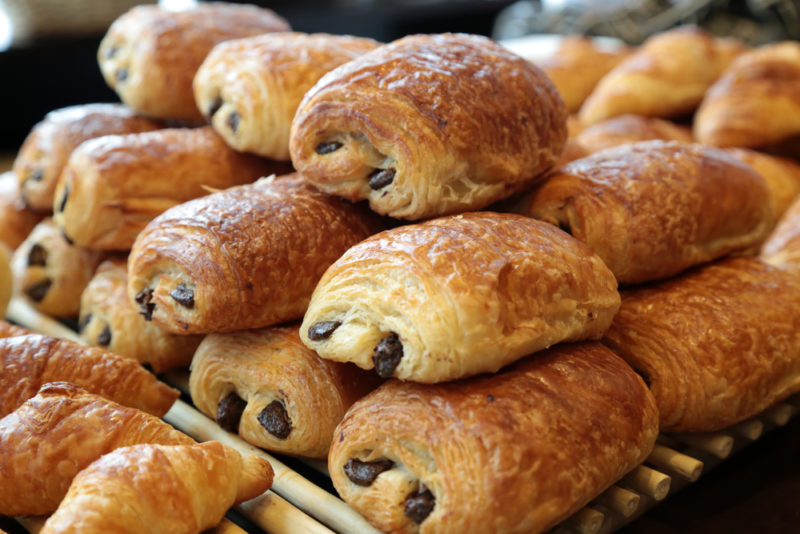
[2,2,800,532]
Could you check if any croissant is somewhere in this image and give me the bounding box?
[40,441,273,534]
[579,26,744,125]
[290,33,567,220]
[194,32,380,160]
[12,104,162,212]
[0,333,178,417]
[190,324,381,458]
[603,257,800,432]
[329,342,658,534]
[0,171,42,249]
[0,382,192,516]
[12,218,106,317]
[573,114,693,154]
[695,41,800,149]
[79,259,203,373]
[515,141,773,284]
[0,245,10,317]
[128,175,382,334]
[726,148,800,222]
[760,195,800,273]
[301,211,620,383]
[97,3,290,122]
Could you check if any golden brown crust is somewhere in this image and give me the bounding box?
[517,141,773,284]
[0,244,10,317]
[190,324,381,458]
[301,212,620,383]
[0,171,43,248]
[726,148,800,221]
[0,320,31,338]
[573,114,694,154]
[51,126,287,250]
[0,382,192,516]
[329,342,658,534]
[760,194,800,272]
[79,259,202,373]
[695,41,800,148]
[194,32,380,160]
[0,333,179,417]
[603,257,800,432]
[40,441,273,534]
[579,26,745,125]
[290,33,567,220]
[97,3,290,122]
[128,175,382,334]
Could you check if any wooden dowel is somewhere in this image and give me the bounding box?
[730,418,764,441]
[619,465,671,501]
[672,432,733,459]
[6,297,82,342]
[594,486,640,518]
[561,507,605,534]
[763,404,793,427]
[237,491,336,534]
[646,444,703,481]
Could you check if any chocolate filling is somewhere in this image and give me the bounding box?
[372,333,403,378]
[216,391,247,433]
[78,313,93,333]
[57,185,69,213]
[170,284,195,309]
[207,96,223,119]
[116,69,128,82]
[227,111,241,133]
[25,279,52,302]
[96,325,112,346]
[368,168,395,190]
[343,458,395,487]
[135,288,156,321]
[257,400,292,439]
[307,320,341,340]
[315,141,343,155]
[27,169,44,183]
[404,485,436,524]
[27,243,48,267]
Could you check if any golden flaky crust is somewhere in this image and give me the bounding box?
[12,104,163,212]
[301,212,620,383]
[760,194,800,272]
[0,333,178,417]
[0,382,192,516]
[52,126,286,250]
[40,441,273,534]
[603,257,800,432]
[194,32,380,160]
[97,3,290,122]
[128,175,382,334]
[79,260,202,373]
[12,218,106,317]
[573,114,693,154]
[290,33,567,220]
[518,141,773,284]
[0,171,42,249]
[579,27,744,125]
[727,148,800,221]
[329,342,658,534]
[190,325,381,458]
[0,320,31,338]
[0,244,10,317]
[695,41,800,148]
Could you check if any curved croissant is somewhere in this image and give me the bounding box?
[40,441,273,534]
[0,382,192,516]
[0,171,42,249]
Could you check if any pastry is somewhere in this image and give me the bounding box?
[573,114,693,154]
[0,382,192,516]
[190,324,381,458]
[516,141,773,284]
[289,33,567,220]
[301,211,620,383]
[12,218,106,317]
[760,195,800,272]
[79,259,203,373]
[12,104,162,212]
[0,333,179,417]
[194,32,380,160]
[52,126,287,250]
[0,319,31,338]
[97,2,290,122]
[329,342,658,534]
[727,148,800,222]
[695,41,800,149]
[0,171,42,249]
[40,441,272,534]
[579,26,744,125]
[128,175,382,334]
[603,257,800,432]
[0,244,11,317]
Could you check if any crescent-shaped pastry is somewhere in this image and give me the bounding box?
[579,26,744,125]
[12,104,162,212]
[573,114,693,154]
[0,333,179,417]
[190,324,381,458]
[329,342,658,534]
[726,148,800,221]
[12,218,106,317]
[289,33,567,220]
[694,41,800,148]
[760,195,800,272]
[97,3,290,122]
[0,171,42,249]
[194,32,380,161]
[0,382,192,516]
[51,126,287,250]
[40,441,273,534]
[128,175,381,335]
[79,259,203,373]
[301,212,620,383]
[0,244,11,317]
[603,257,800,432]
[515,141,773,284]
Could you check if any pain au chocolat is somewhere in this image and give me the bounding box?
[329,342,658,534]
[515,141,773,284]
[289,33,567,220]
[301,212,620,383]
